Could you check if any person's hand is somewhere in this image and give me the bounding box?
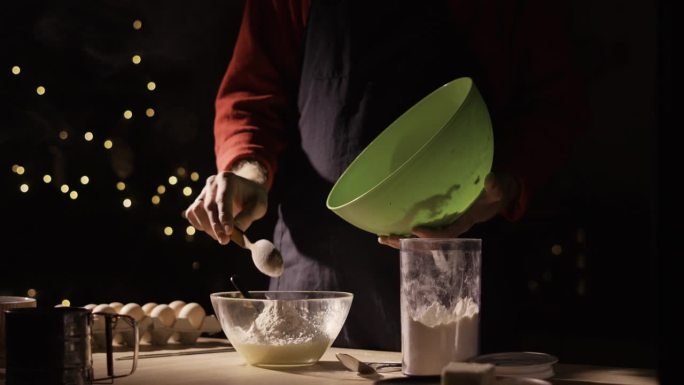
[184,171,267,245]
[378,173,519,249]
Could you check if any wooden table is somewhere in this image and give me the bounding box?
[0,338,659,385]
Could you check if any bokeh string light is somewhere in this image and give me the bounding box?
[7,14,210,263]
[5,11,223,310]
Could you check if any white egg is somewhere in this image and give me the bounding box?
[92,304,116,328]
[109,302,124,313]
[168,300,186,316]
[150,304,176,327]
[93,304,116,314]
[141,302,158,315]
[120,303,145,322]
[178,303,206,329]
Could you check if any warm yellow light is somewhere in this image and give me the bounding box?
[176,167,186,177]
[164,226,173,236]
[36,86,46,95]
[168,176,178,185]
[551,244,563,256]
[145,108,155,117]
[116,181,126,191]
[80,176,89,185]
[123,110,133,119]
[27,288,37,297]
[132,55,142,64]
[192,261,200,270]
[61,299,71,307]
[151,195,161,205]
[69,191,78,200]
[84,131,94,141]
[133,19,142,30]
[19,184,29,193]
[16,165,25,175]
[11,164,19,173]
[123,198,132,208]
[11,66,21,75]
[60,184,69,193]
[59,130,68,140]
[157,185,166,194]
[103,139,113,149]
[43,174,52,183]
[186,226,196,236]
[147,81,156,91]
[190,172,200,182]
[182,186,192,196]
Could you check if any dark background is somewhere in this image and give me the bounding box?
[1,0,663,372]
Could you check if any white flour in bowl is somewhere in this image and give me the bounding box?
[402,296,480,375]
[234,301,330,366]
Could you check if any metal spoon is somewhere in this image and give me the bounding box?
[230,274,264,313]
[336,353,402,375]
[230,226,284,277]
[230,275,253,299]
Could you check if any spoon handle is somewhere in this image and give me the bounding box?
[230,275,252,299]
[230,226,249,248]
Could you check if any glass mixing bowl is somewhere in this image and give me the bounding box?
[210,291,353,367]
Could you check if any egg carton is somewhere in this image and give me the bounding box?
[143,314,222,346]
[91,315,153,349]
[86,302,222,348]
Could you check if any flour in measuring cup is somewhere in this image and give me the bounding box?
[402,297,480,375]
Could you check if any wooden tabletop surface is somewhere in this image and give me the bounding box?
[0,338,659,385]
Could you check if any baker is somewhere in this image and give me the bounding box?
[184,0,586,352]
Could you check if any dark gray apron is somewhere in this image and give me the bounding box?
[270,0,478,350]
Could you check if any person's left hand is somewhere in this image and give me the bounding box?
[377,173,519,249]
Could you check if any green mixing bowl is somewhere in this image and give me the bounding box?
[326,77,493,236]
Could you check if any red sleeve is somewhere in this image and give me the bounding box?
[214,0,310,188]
[453,0,590,221]
[499,0,589,220]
